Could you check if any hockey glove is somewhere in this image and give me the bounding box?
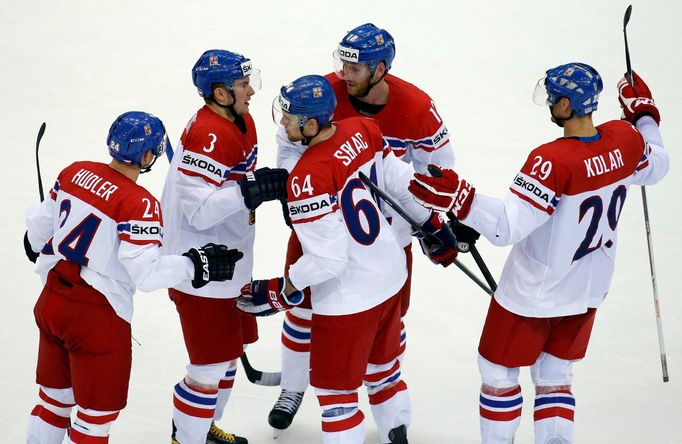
[409,164,475,220]
[183,243,244,289]
[238,167,290,211]
[448,218,480,253]
[236,277,303,317]
[23,231,39,263]
[618,71,660,125]
[417,212,458,267]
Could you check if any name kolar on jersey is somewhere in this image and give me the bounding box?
[288,194,336,222]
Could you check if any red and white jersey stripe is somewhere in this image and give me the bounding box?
[286,117,429,315]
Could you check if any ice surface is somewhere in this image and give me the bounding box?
[2,1,680,442]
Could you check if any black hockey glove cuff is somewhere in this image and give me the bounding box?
[238,167,289,211]
[448,218,480,253]
[24,231,39,263]
[183,243,244,288]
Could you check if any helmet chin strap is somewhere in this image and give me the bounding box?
[211,89,247,134]
[139,153,159,174]
[356,64,387,98]
[299,124,321,146]
[550,106,574,128]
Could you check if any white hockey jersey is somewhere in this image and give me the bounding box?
[286,117,430,316]
[161,105,257,298]
[25,161,194,323]
[277,73,454,247]
[463,117,669,317]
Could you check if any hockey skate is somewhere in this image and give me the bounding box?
[206,421,248,444]
[268,389,304,438]
[388,425,408,444]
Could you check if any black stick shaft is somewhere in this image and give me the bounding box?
[36,122,46,202]
[358,172,493,296]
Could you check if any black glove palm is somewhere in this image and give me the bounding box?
[448,218,480,253]
[183,243,244,288]
[24,231,39,263]
[239,167,289,211]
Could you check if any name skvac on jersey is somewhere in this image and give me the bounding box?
[286,117,427,316]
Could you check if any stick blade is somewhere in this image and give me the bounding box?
[623,4,632,28]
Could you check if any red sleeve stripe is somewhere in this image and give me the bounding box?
[290,204,339,224]
[510,188,554,215]
[178,167,223,187]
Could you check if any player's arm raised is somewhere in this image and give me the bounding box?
[618,72,669,186]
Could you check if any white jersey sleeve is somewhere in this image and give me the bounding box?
[632,116,669,186]
[175,171,246,231]
[409,138,455,174]
[382,150,431,225]
[287,210,349,290]
[118,242,193,293]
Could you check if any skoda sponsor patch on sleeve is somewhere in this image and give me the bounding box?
[120,219,163,244]
[287,193,337,223]
[179,150,228,184]
[510,172,558,213]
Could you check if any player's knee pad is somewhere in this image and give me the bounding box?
[40,386,75,406]
[72,407,119,437]
[186,360,234,388]
[530,352,573,388]
[478,353,520,390]
[364,360,401,395]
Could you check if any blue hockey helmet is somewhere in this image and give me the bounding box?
[107,111,168,171]
[192,49,261,99]
[273,75,337,127]
[334,23,396,73]
[533,62,603,116]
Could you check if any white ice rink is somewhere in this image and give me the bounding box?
[2,0,681,442]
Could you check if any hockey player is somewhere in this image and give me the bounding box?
[270,22,456,432]
[23,111,243,444]
[160,50,288,444]
[409,65,669,443]
[239,75,458,444]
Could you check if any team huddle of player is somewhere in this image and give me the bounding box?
[23,22,668,444]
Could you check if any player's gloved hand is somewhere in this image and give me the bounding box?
[448,218,480,253]
[23,231,39,263]
[238,167,290,211]
[183,243,244,289]
[409,164,475,220]
[236,277,304,317]
[618,71,660,125]
[417,212,458,267]
[281,199,292,229]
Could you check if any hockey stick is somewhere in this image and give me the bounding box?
[623,5,669,382]
[36,122,47,202]
[240,353,281,386]
[425,165,498,292]
[358,172,493,296]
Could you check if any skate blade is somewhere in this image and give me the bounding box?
[273,428,285,439]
